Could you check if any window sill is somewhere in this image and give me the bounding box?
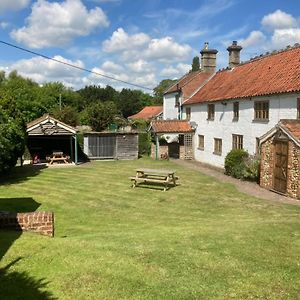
[252,119,269,123]
[197,147,204,151]
[232,117,239,122]
[213,152,222,156]
[207,118,214,121]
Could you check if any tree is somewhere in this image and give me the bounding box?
[191,56,200,71]
[81,101,119,131]
[153,79,177,103]
[0,108,26,174]
[51,105,79,127]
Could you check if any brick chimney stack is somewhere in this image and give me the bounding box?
[227,41,242,68]
[200,42,218,73]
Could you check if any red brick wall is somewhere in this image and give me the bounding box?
[0,212,54,237]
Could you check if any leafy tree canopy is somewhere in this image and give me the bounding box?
[191,56,200,72]
[153,79,177,103]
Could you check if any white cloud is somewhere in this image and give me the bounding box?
[101,61,124,73]
[102,28,150,53]
[5,56,85,88]
[262,9,297,30]
[0,22,9,29]
[160,63,190,77]
[145,37,192,62]
[11,0,109,48]
[271,28,300,48]
[240,31,266,48]
[126,59,154,74]
[0,0,30,13]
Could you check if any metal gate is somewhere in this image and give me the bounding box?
[87,135,116,159]
[274,141,288,194]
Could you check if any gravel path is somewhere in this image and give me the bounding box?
[172,159,300,206]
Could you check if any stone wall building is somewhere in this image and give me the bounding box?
[260,120,300,200]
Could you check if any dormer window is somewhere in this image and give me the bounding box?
[233,102,239,121]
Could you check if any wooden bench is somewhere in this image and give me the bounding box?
[129,168,179,191]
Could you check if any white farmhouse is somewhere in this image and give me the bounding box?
[162,42,300,168]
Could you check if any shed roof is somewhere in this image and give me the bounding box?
[27,114,77,136]
[185,44,300,105]
[128,106,163,120]
[150,120,194,134]
[260,119,300,147]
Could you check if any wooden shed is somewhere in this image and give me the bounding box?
[259,120,300,200]
[83,131,138,160]
[27,114,78,164]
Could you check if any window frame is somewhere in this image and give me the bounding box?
[233,102,239,121]
[232,134,243,150]
[198,135,204,150]
[207,104,215,120]
[213,138,222,155]
[186,107,191,120]
[297,98,300,119]
[254,100,269,121]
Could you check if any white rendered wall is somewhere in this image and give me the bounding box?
[163,93,182,120]
[186,93,299,168]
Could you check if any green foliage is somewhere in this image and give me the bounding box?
[81,101,119,131]
[51,105,79,127]
[0,109,26,174]
[153,79,177,103]
[225,149,249,179]
[138,132,151,156]
[191,56,200,71]
[225,149,260,181]
[130,119,150,131]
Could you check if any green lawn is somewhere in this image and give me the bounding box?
[0,158,299,299]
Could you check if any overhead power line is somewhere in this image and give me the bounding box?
[0,40,154,91]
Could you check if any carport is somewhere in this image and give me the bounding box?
[26,114,78,164]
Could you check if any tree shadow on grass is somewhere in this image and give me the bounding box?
[0,258,56,300]
[0,164,48,186]
[0,197,40,260]
[0,197,55,299]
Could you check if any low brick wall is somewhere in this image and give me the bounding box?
[0,211,54,237]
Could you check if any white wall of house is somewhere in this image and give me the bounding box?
[163,92,182,120]
[182,93,299,168]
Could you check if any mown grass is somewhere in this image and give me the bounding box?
[0,158,299,299]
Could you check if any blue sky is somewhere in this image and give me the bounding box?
[0,0,299,92]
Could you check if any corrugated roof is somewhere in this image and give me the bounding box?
[150,120,194,133]
[185,45,300,105]
[165,71,213,99]
[128,106,163,120]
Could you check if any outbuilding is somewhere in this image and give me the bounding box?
[259,119,300,200]
[26,114,78,164]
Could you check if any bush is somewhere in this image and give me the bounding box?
[225,149,260,181]
[138,132,151,157]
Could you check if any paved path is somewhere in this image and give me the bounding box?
[172,159,300,206]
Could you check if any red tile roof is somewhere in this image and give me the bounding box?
[185,45,300,105]
[150,120,194,133]
[165,70,213,99]
[280,119,300,141]
[128,106,163,120]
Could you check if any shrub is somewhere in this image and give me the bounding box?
[138,132,151,157]
[225,149,260,181]
[225,149,249,179]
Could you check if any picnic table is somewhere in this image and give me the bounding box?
[47,151,70,165]
[130,168,178,191]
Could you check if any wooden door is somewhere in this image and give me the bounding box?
[274,141,288,193]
